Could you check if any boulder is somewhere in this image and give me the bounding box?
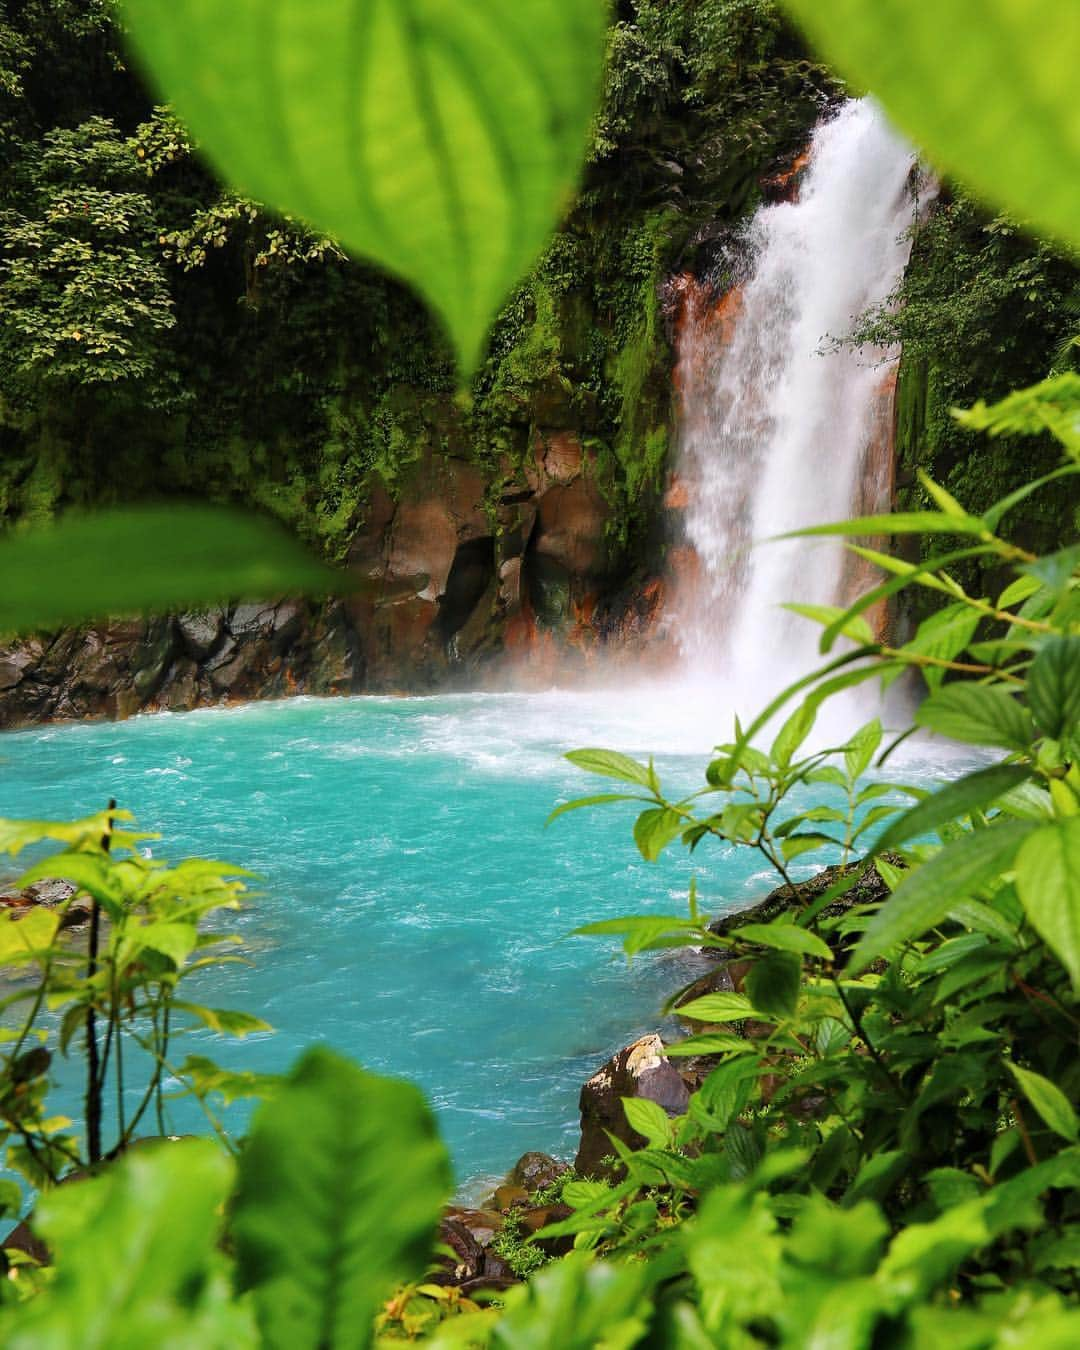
[492,1183,530,1211]
[442,1206,503,1248]
[707,860,893,963]
[575,1033,690,1178]
[506,1151,569,1194]
[177,610,224,660]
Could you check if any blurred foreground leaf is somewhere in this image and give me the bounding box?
[120,0,606,371]
[782,0,1080,253]
[3,1139,250,1349]
[232,1047,452,1350]
[0,505,342,634]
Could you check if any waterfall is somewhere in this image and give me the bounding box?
[673,100,922,714]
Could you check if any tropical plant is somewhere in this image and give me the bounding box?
[0,805,272,1193]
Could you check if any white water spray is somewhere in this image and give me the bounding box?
[675,100,922,716]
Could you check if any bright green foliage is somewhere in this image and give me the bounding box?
[0,808,265,1184]
[1015,818,1080,993]
[234,1048,451,1350]
[780,0,1080,254]
[2,1140,251,1349]
[119,0,606,373]
[0,504,343,634]
[0,117,176,399]
[550,395,1080,1342]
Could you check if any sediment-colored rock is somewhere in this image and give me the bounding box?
[575,1032,690,1178]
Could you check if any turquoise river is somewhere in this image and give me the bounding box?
[0,689,951,1190]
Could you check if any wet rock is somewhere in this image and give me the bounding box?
[493,1183,530,1211]
[506,1151,569,1194]
[707,861,893,963]
[158,658,200,712]
[228,603,276,638]
[432,1217,485,1286]
[130,619,176,699]
[22,880,77,907]
[575,1033,690,1178]
[532,476,610,582]
[0,659,26,692]
[443,1207,503,1248]
[177,610,224,660]
[306,602,362,695]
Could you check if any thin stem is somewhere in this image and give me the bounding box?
[84,798,115,1166]
[831,973,907,1103]
[127,1026,236,1156]
[156,997,170,1136]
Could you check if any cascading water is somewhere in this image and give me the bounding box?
[674,99,924,712]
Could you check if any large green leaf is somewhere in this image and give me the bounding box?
[564,748,656,788]
[1015,818,1080,992]
[850,820,1038,973]
[120,0,606,370]
[232,1046,451,1350]
[3,1140,248,1350]
[873,763,1032,853]
[780,0,1080,254]
[0,506,342,635]
[1027,635,1080,741]
[1005,1061,1080,1143]
[914,684,1034,753]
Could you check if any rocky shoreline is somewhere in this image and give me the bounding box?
[429,859,885,1294]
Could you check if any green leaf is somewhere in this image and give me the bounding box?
[622,1096,675,1148]
[564,749,655,789]
[746,951,801,1019]
[663,1033,758,1058]
[173,1001,273,1036]
[0,506,342,635]
[119,920,198,969]
[845,718,882,781]
[780,0,1080,256]
[1028,636,1080,740]
[915,684,1035,752]
[4,1140,246,1349]
[0,908,60,964]
[546,793,645,825]
[900,603,982,690]
[874,763,1032,853]
[819,546,994,654]
[783,602,876,646]
[1015,818,1080,992]
[633,807,685,862]
[120,0,606,371]
[19,852,127,919]
[676,992,760,1024]
[770,701,817,769]
[233,1047,452,1350]
[850,820,1038,973]
[780,832,834,862]
[0,810,130,858]
[1005,1062,1080,1143]
[778,511,986,540]
[574,913,699,958]
[486,1253,655,1350]
[731,923,832,961]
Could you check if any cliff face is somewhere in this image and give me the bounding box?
[0,433,678,726]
